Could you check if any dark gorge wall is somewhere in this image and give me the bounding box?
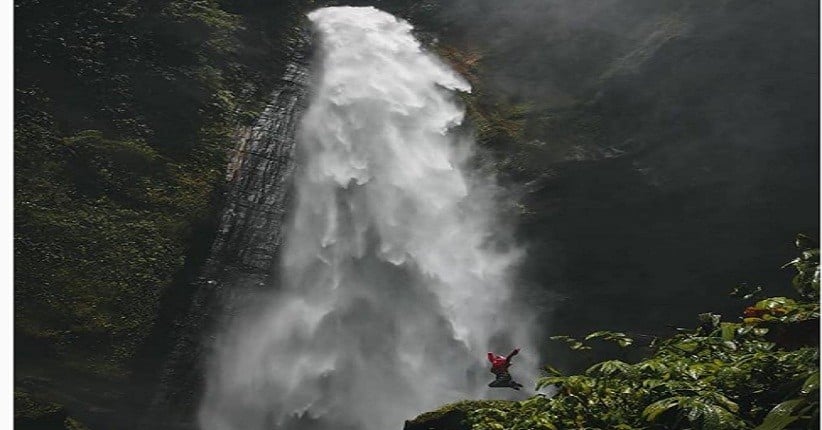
[144,31,311,428]
[14,0,310,428]
[498,0,819,360]
[341,0,819,369]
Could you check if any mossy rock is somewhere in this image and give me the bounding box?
[405,400,514,430]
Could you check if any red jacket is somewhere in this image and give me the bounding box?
[487,348,519,375]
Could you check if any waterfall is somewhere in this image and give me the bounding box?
[199,7,536,430]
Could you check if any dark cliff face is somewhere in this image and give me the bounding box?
[513,0,819,359]
[14,0,310,428]
[339,0,819,369]
[144,31,312,428]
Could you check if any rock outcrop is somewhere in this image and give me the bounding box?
[143,29,312,428]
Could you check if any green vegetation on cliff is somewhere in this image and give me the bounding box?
[14,391,90,430]
[15,0,308,379]
[411,236,819,430]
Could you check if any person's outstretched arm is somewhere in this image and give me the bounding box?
[505,348,520,362]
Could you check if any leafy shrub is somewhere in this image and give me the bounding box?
[461,236,819,430]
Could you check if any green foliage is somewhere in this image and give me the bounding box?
[586,330,635,347]
[14,390,64,420]
[14,121,230,374]
[451,243,820,430]
[782,234,819,301]
[473,328,817,430]
[742,296,819,328]
[548,330,635,353]
[731,284,764,301]
[14,0,310,377]
[468,100,531,147]
[752,371,819,430]
[14,390,91,430]
[548,335,591,351]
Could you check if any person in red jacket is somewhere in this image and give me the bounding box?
[487,348,523,390]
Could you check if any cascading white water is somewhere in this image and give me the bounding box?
[199,7,536,430]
